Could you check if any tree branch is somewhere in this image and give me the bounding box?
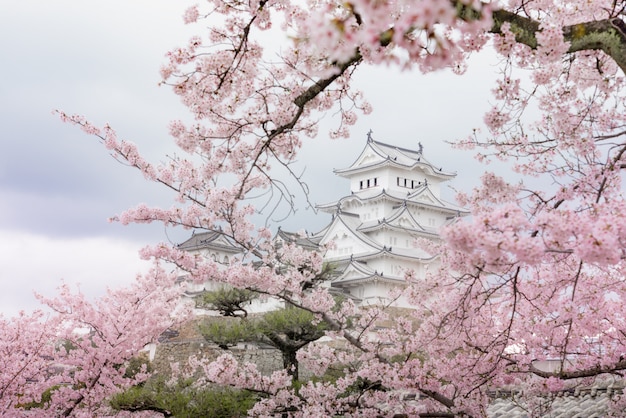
[530,358,626,379]
[490,9,626,74]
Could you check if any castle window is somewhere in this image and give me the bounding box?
[397,177,417,189]
[360,177,378,190]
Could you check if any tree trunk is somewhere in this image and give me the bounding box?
[283,349,299,381]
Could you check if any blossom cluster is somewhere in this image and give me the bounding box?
[0,266,184,416]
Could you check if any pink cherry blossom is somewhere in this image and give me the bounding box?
[43,0,626,416]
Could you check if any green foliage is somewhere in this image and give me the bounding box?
[123,355,153,379]
[196,265,337,381]
[259,306,326,343]
[199,304,328,381]
[198,317,255,349]
[199,305,326,352]
[110,376,257,417]
[196,287,257,317]
[19,385,61,410]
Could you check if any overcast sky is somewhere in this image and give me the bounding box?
[0,1,500,316]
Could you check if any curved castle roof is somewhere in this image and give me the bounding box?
[177,230,243,253]
[334,135,456,180]
[317,185,468,216]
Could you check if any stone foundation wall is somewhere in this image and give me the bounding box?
[151,338,286,377]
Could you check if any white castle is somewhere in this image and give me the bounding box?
[178,133,466,308]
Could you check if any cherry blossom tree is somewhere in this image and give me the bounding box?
[0,265,182,417]
[51,0,626,416]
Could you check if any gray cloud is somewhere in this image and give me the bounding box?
[0,0,196,243]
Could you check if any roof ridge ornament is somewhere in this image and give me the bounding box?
[367,129,373,142]
[418,142,423,154]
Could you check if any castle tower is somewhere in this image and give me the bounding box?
[313,133,467,306]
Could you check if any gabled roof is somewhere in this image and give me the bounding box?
[317,210,438,263]
[350,246,437,263]
[317,186,467,216]
[407,185,469,214]
[316,188,406,212]
[274,228,322,250]
[382,202,426,228]
[177,230,243,253]
[334,135,455,179]
[318,212,383,255]
[330,259,406,286]
[357,204,439,238]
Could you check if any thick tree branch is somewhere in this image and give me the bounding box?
[292,53,362,110]
[530,358,626,379]
[490,9,626,74]
[419,388,457,411]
